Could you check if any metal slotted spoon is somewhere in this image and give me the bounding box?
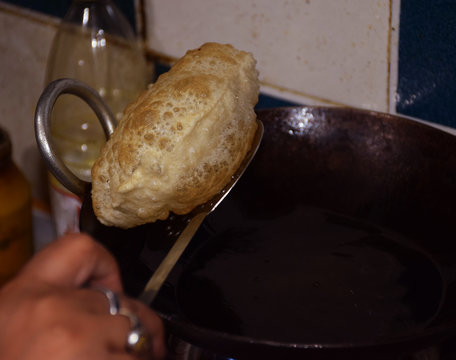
[139,120,263,305]
[34,78,264,305]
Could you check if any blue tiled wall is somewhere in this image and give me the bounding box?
[397,0,456,128]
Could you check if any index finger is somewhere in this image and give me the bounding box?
[19,233,123,292]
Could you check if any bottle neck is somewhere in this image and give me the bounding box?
[63,0,135,40]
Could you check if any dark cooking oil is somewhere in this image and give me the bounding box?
[176,205,445,344]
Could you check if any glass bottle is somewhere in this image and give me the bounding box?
[0,126,33,286]
[45,0,151,236]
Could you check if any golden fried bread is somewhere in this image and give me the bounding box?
[91,42,259,228]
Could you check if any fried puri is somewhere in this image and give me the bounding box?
[91,43,259,228]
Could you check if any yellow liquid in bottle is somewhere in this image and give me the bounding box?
[45,23,151,235]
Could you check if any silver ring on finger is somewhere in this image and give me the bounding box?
[119,307,151,356]
[95,287,120,315]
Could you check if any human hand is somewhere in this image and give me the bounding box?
[0,232,166,360]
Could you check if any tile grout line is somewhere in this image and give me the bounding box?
[388,0,401,114]
[386,0,393,112]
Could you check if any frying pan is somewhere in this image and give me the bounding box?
[81,107,456,360]
[35,80,456,359]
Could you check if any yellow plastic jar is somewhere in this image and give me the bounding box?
[0,126,33,286]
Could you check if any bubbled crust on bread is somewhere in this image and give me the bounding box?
[91,43,259,228]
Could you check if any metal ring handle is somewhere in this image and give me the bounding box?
[34,78,117,198]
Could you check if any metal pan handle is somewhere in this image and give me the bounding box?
[34,78,117,198]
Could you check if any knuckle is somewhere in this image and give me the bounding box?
[35,294,67,318]
[60,233,105,264]
[64,233,98,253]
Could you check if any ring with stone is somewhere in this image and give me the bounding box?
[119,307,151,355]
[96,287,120,315]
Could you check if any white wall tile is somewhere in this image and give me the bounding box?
[144,0,392,111]
[0,3,57,203]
